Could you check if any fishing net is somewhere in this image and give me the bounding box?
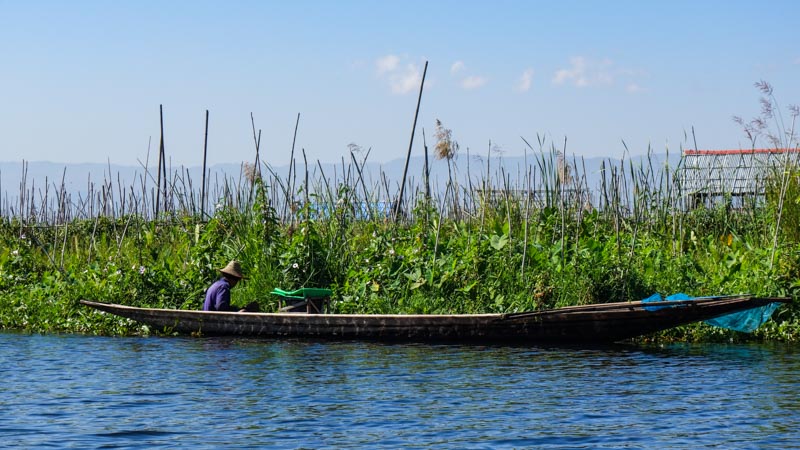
[641,293,782,333]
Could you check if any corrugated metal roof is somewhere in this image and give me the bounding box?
[678,148,800,196]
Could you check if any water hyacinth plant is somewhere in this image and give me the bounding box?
[1,86,799,341]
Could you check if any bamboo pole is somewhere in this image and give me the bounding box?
[156,105,165,217]
[287,113,301,215]
[201,110,209,219]
[423,129,430,202]
[394,60,428,221]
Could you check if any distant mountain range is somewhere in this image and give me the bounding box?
[0,152,682,215]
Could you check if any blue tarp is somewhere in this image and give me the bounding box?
[641,293,782,333]
[704,303,782,332]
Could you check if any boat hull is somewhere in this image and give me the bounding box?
[80,296,789,343]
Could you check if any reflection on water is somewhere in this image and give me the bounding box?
[1,332,799,448]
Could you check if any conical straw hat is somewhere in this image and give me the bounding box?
[219,260,245,279]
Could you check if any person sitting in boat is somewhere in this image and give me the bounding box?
[203,260,258,312]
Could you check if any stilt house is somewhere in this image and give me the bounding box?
[678,148,800,209]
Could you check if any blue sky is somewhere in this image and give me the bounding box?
[1,0,798,166]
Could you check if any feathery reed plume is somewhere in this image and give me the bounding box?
[556,151,573,186]
[243,162,261,185]
[434,119,461,216]
[434,119,458,161]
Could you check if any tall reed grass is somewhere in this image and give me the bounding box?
[2,83,799,340]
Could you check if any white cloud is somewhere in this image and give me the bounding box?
[552,56,614,88]
[515,68,534,92]
[626,83,645,94]
[461,75,487,90]
[376,55,400,75]
[449,61,487,90]
[374,55,422,94]
[389,64,422,94]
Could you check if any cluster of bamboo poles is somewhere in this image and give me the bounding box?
[1,101,792,230]
[0,141,684,228]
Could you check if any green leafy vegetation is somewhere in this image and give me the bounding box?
[1,151,798,342]
[2,86,799,341]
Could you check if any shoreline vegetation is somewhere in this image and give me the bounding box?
[2,86,800,342]
[2,144,798,343]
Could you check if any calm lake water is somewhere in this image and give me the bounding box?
[2,332,799,449]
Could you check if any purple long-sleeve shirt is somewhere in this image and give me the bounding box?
[203,277,233,311]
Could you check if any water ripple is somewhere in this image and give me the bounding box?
[1,332,799,448]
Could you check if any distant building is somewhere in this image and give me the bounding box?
[678,148,800,209]
[473,187,587,209]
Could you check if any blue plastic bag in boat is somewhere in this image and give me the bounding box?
[641,293,664,309]
[641,293,693,311]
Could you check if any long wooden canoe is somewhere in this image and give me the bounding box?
[80,296,790,343]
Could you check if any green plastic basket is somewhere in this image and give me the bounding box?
[270,287,332,300]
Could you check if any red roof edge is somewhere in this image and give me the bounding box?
[684,148,800,156]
